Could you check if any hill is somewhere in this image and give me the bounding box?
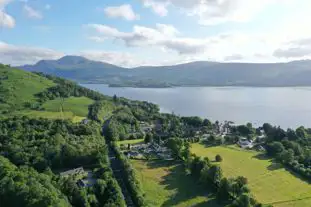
[20,56,311,87]
[0,64,100,121]
[0,64,55,112]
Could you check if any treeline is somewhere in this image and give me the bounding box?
[0,116,126,207]
[263,123,311,181]
[111,143,147,207]
[166,138,265,207]
[34,72,109,102]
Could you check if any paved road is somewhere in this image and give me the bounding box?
[103,119,135,207]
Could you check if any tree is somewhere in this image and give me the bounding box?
[217,178,231,202]
[113,94,118,102]
[144,133,153,144]
[296,126,307,139]
[278,149,295,164]
[215,154,223,162]
[237,125,252,136]
[263,123,273,134]
[266,142,285,156]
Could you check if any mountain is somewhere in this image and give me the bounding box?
[19,56,311,87]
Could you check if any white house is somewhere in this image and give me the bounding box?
[238,138,253,149]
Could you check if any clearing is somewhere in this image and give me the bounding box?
[117,139,144,146]
[191,143,311,206]
[131,160,222,207]
[42,96,93,117]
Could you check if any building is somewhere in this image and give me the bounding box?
[238,138,253,149]
[81,119,89,125]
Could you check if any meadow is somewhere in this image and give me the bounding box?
[42,97,93,117]
[131,160,222,207]
[117,139,144,146]
[191,143,311,206]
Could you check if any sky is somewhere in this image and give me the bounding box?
[1,0,311,67]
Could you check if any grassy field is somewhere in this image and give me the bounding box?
[13,110,85,123]
[131,160,222,207]
[42,97,93,117]
[0,65,55,111]
[191,143,311,206]
[117,139,144,146]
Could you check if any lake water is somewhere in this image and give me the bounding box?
[82,84,311,129]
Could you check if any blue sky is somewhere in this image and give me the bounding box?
[1,0,311,66]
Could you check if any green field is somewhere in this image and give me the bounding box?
[0,65,55,111]
[42,97,94,117]
[191,144,311,206]
[117,139,144,146]
[13,110,85,123]
[131,160,222,207]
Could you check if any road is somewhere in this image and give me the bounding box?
[103,119,135,207]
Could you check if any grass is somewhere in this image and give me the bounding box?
[12,110,85,123]
[116,139,144,146]
[42,97,94,117]
[131,160,222,207]
[0,65,55,111]
[191,143,311,206]
[97,100,116,121]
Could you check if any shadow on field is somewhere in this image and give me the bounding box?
[191,199,223,207]
[253,153,269,160]
[147,160,223,207]
[253,154,311,184]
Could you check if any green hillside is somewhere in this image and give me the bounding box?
[0,64,55,112]
[0,64,100,122]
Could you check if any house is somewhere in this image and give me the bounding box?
[238,138,253,149]
[76,171,96,188]
[256,135,266,142]
[81,119,89,125]
[60,167,84,177]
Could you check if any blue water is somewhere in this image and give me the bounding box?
[82,84,311,129]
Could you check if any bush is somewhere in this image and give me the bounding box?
[216,154,223,162]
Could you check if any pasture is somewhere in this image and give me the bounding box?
[191,143,311,206]
[42,96,93,117]
[131,160,222,207]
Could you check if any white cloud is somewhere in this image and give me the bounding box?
[141,0,293,25]
[273,38,311,58]
[0,10,15,28]
[141,0,168,16]
[79,50,145,67]
[224,54,244,61]
[24,5,42,19]
[104,4,140,21]
[87,23,208,54]
[0,41,63,65]
[0,0,15,28]
[0,41,146,67]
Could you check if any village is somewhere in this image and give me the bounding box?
[61,119,267,189]
[118,120,267,161]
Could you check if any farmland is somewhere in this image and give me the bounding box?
[42,96,93,117]
[131,160,222,207]
[191,143,311,206]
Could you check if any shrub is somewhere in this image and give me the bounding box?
[215,154,223,162]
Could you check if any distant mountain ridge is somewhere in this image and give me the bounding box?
[19,56,311,87]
